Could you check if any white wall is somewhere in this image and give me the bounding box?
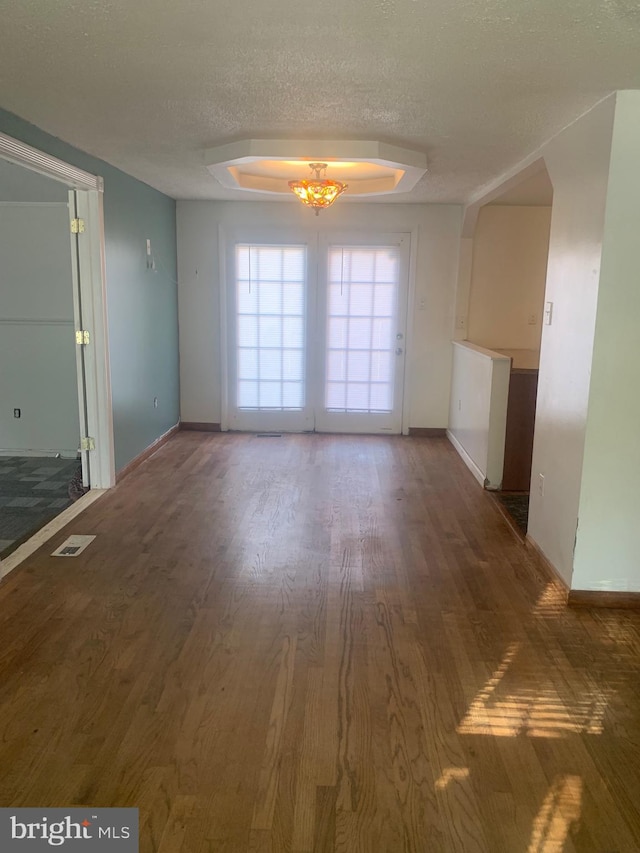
[0,202,80,454]
[177,201,462,429]
[467,205,551,350]
[528,96,616,586]
[572,91,640,591]
[448,341,511,488]
[453,236,473,341]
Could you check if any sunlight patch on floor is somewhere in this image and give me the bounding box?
[457,643,607,737]
[528,775,582,853]
[532,582,568,617]
[434,767,470,790]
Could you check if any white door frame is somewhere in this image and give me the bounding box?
[0,131,115,488]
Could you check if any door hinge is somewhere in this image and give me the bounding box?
[80,437,96,451]
[71,218,85,234]
[75,330,90,345]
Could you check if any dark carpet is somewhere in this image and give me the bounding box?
[496,493,529,534]
[0,457,79,559]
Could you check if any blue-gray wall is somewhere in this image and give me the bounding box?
[0,158,69,201]
[0,108,179,472]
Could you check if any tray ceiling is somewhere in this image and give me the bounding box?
[1,0,639,203]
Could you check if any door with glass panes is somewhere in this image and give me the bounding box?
[225,230,409,434]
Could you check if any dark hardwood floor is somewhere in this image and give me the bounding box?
[1,433,639,852]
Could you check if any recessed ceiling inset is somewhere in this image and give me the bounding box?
[204,140,428,199]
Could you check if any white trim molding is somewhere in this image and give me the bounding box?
[447,429,486,487]
[73,189,115,488]
[0,131,103,192]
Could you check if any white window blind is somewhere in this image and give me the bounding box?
[235,245,306,410]
[325,246,399,413]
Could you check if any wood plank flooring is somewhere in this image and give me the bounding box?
[1,432,640,852]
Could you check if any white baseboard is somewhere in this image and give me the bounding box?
[446,430,486,488]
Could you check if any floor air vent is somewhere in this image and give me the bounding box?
[51,534,96,557]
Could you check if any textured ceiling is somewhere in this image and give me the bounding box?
[1,0,639,203]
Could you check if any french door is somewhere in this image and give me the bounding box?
[225,229,410,434]
[225,232,315,432]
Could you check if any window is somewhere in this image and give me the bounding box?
[325,246,399,413]
[235,244,306,411]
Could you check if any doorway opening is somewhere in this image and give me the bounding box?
[466,166,554,534]
[0,133,114,563]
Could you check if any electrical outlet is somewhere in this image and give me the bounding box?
[538,473,545,497]
[527,313,537,325]
[13,408,21,418]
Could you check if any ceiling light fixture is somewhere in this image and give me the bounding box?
[288,162,347,215]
